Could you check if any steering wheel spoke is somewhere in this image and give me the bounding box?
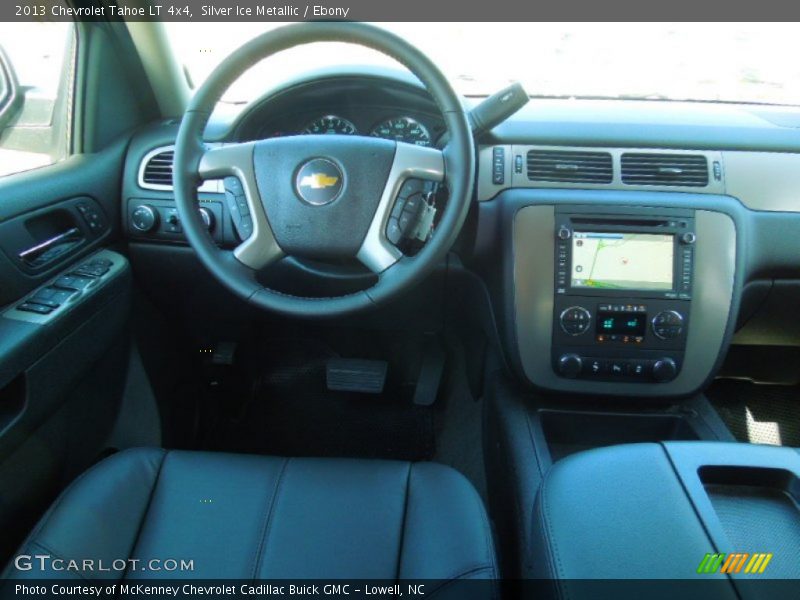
[198,142,283,270]
[357,143,445,273]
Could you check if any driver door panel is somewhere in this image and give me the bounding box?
[0,143,132,563]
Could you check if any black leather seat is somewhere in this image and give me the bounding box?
[4,449,497,583]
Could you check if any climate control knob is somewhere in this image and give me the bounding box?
[560,306,592,336]
[131,205,158,233]
[557,354,583,378]
[652,358,678,382]
[652,310,684,340]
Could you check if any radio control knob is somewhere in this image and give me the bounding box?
[131,204,158,233]
[652,358,678,382]
[558,354,583,378]
[560,306,592,336]
[557,226,572,240]
[681,232,696,245]
[652,310,684,340]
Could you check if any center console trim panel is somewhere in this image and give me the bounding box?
[508,192,739,398]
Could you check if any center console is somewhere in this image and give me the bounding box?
[512,201,737,398]
[551,208,695,383]
[530,441,800,584]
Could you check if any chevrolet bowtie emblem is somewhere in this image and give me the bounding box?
[295,158,344,206]
[299,173,340,189]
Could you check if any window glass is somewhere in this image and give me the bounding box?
[0,21,75,178]
[168,23,800,106]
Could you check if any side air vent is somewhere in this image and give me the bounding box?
[621,153,709,187]
[527,150,613,184]
[141,148,175,188]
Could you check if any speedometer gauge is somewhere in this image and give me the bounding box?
[303,115,357,135]
[370,117,431,146]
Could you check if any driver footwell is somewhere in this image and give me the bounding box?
[197,337,436,461]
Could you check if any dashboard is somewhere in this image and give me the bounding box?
[122,66,800,399]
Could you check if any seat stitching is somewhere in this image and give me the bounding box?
[251,457,290,581]
[394,462,413,581]
[121,449,170,581]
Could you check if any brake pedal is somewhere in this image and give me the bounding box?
[326,358,388,394]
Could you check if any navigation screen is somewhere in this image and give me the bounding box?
[571,232,674,291]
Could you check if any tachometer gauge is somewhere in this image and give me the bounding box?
[370,117,431,146]
[302,115,357,135]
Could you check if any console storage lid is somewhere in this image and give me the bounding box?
[532,441,800,589]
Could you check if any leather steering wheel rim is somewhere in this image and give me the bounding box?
[173,22,475,318]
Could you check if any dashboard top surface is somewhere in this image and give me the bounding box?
[199,66,800,153]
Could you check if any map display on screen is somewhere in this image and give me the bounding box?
[571,232,674,291]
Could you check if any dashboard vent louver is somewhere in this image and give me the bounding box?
[142,148,175,187]
[526,150,613,184]
[621,153,709,187]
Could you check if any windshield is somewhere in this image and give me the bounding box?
[167,22,800,106]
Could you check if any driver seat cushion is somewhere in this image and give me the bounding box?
[4,448,497,583]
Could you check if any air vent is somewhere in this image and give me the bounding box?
[141,148,174,188]
[621,153,709,187]
[526,150,613,184]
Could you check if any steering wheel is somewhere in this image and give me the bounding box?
[173,23,475,317]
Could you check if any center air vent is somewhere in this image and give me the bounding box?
[141,147,175,188]
[621,153,709,187]
[526,150,613,184]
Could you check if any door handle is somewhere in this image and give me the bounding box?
[18,227,83,266]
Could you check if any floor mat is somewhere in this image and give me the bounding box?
[203,338,435,461]
[707,380,800,447]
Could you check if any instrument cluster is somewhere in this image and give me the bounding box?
[301,114,433,147]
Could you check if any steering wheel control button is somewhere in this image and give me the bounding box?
[224,176,243,196]
[559,306,591,336]
[386,219,403,245]
[385,179,437,247]
[652,310,685,339]
[222,177,252,241]
[295,158,343,206]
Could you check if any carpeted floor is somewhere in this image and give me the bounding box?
[706,379,800,447]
